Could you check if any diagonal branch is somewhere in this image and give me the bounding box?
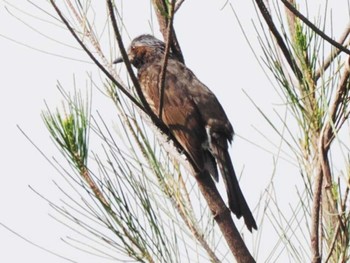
[194,171,256,263]
[106,0,149,113]
[174,0,186,12]
[254,0,303,81]
[324,221,341,263]
[315,23,350,81]
[322,62,350,147]
[280,0,350,56]
[151,2,256,261]
[49,0,144,112]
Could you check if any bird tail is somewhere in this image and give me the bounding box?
[210,138,257,232]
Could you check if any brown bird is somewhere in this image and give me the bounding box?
[114,34,257,231]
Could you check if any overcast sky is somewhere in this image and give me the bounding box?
[0,0,348,262]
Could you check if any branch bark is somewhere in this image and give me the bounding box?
[195,171,255,263]
[310,159,323,263]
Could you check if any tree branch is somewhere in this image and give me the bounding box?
[152,0,184,63]
[158,0,175,120]
[322,61,350,147]
[315,23,350,81]
[49,0,144,112]
[195,171,256,263]
[106,0,145,110]
[254,0,303,81]
[324,221,340,263]
[280,0,350,56]
[310,161,323,263]
[174,0,186,12]
[312,83,350,263]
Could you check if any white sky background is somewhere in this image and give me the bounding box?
[0,0,348,262]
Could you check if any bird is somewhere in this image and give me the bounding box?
[114,34,257,231]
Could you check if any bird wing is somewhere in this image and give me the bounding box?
[138,62,207,171]
[190,74,234,141]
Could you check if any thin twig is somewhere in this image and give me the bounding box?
[174,0,185,12]
[106,0,144,108]
[322,62,350,146]
[324,218,340,263]
[49,0,144,112]
[254,0,303,81]
[280,0,350,56]
[341,175,350,213]
[152,0,184,63]
[172,184,221,263]
[158,0,175,119]
[315,23,350,81]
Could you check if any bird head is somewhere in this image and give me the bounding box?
[114,34,166,68]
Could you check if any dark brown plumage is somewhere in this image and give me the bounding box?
[114,34,257,231]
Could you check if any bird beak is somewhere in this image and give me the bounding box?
[113,57,123,64]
